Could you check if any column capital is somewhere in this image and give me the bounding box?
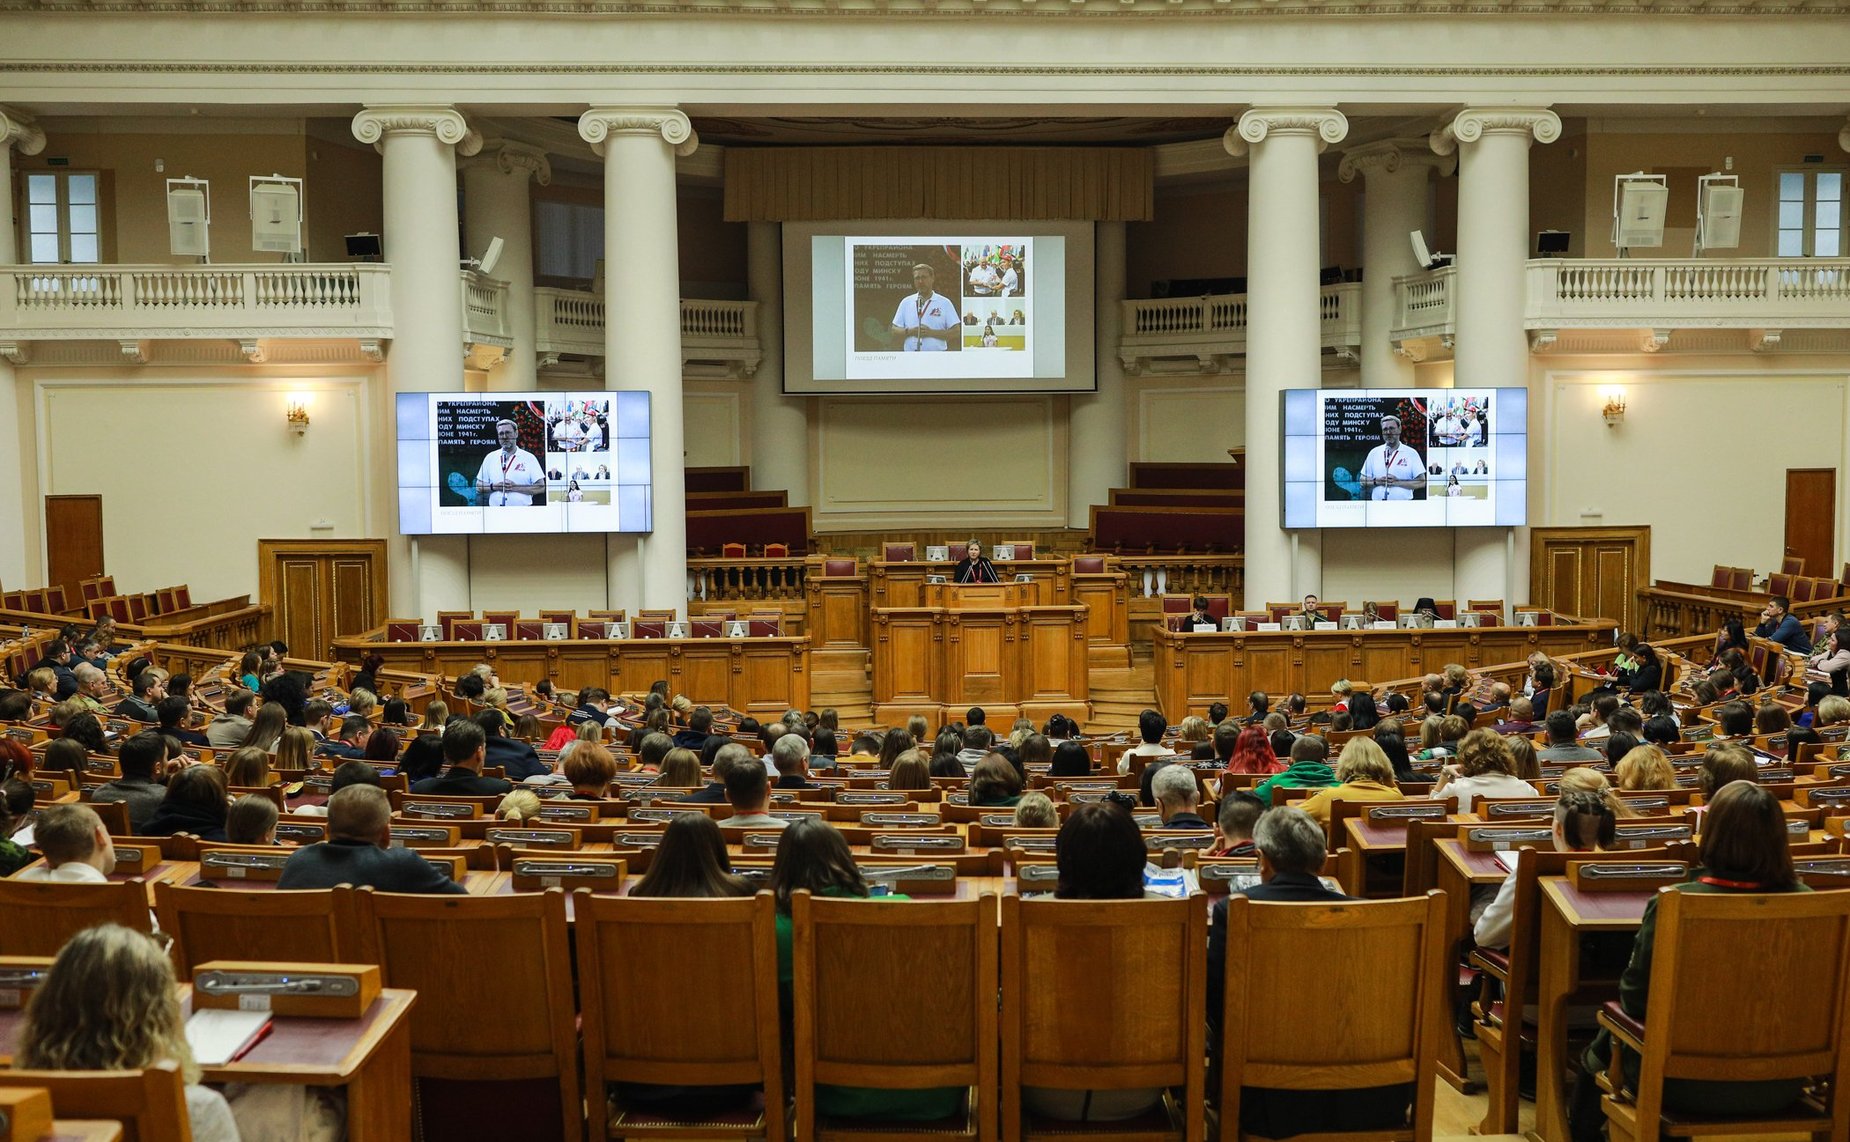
[578,107,699,158]
[351,105,482,156]
[0,106,46,156]
[1429,107,1561,156]
[1338,137,1456,183]
[1222,107,1347,158]
[471,140,552,187]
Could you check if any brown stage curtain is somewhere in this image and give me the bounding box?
[723,146,1153,222]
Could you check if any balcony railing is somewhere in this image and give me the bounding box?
[1118,282,1360,373]
[3,264,394,344]
[1389,258,1850,356]
[460,270,512,351]
[533,289,764,376]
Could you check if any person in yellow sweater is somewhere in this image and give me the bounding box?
[1297,738,1406,826]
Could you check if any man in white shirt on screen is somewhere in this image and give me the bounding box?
[889,264,959,352]
[1357,415,1423,501]
[474,419,547,507]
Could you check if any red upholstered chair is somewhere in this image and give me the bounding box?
[703,610,738,621]
[721,542,748,558]
[883,543,917,562]
[1161,595,1192,618]
[763,543,791,558]
[1071,554,1107,574]
[1710,565,1732,589]
[386,620,422,643]
[482,610,518,631]
[1769,573,1794,598]
[44,586,69,614]
[23,588,47,613]
[1000,542,1034,560]
[515,620,547,640]
[1781,555,1806,576]
[1431,599,1457,620]
[107,597,132,623]
[633,620,667,639]
[451,621,484,641]
[1792,578,1817,603]
[126,594,150,622]
[438,611,473,639]
[1728,567,1752,591]
[80,576,106,602]
[692,619,727,638]
[587,610,627,622]
[173,585,191,609]
[947,542,971,562]
[822,558,857,576]
[748,618,782,637]
[539,609,573,628]
[1266,602,1297,625]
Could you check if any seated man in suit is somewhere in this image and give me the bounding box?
[477,710,547,781]
[277,784,466,894]
[952,539,1000,585]
[205,688,258,749]
[411,718,513,796]
[27,639,80,702]
[1151,765,1211,829]
[317,714,371,760]
[114,666,164,723]
[772,734,816,789]
[1208,807,1412,1134]
[1299,594,1330,625]
[681,741,748,803]
[155,695,210,748]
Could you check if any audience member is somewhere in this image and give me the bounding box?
[1252,735,1336,802]
[225,794,280,845]
[13,804,114,882]
[1116,709,1170,774]
[563,744,617,799]
[1432,729,1536,811]
[15,925,242,1141]
[630,813,751,899]
[1697,742,1758,800]
[140,764,228,841]
[887,750,930,791]
[719,757,783,829]
[1474,790,1616,948]
[1013,791,1058,828]
[224,746,271,788]
[969,754,1024,807]
[1151,765,1210,828]
[205,689,258,748]
[91,731,167,831]
[1209,791,1265,856]
[1049,739,1091,777]
[277,784,466,893]
[412,719,513,795]
[1298,738,1406,825]
[1538,710,1602,763]
[1615,745,1676,791]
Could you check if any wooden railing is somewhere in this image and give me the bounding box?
[1637,583,1850,642]
[1114,555,1245,600]
[687,557,809,604]
[0,600,270,653]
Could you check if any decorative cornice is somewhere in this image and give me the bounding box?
[0,105,45,155]
[492,140,552,186]
[1337,137,1455,183]
[1430,107,1561,155]
[1,0,1848,14]
[1223,107,1347,158]
[579,108,698,159]
[352,105,481,155]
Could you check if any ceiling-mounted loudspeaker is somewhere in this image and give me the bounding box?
[166,178,211,259]
[1612,173,1669,253]
[477,236,504,278]
[249,175,304,255]
[1694,173,1744,256]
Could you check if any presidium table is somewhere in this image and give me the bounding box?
[1151,618,1617,719]
[871,581,1090,726]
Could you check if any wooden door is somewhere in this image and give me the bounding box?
[257,540,388,659]
[1528,526,1651,634]
[44,495,104,601]
[1785,468,1836,576]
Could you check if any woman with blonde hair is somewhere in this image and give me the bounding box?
[224,746,272,789]
[1556,764,1638,818]
[346,689,377,720]
[496,788,544,823]
[1506,735,1541,782]
[422,700,450,731]
[226,794,280,845]
[273,726,316,773]
[1298,737,1406,825]
[15,924,242,1141]
[654,748,703,789]
[1176,716,1210,745]
[1013,790,1059,828]
[1615,745,1677,792]
[558,718,603,763]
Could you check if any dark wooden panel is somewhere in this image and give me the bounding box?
[279,558,322,658]
[1785,468,1836,578]
[45,494,105,602]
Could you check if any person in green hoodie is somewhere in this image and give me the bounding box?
[1567,780,1812,1141]
[1252,733,1338,803]
[771,817,963,1122]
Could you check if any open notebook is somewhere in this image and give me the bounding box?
[185,1008,274,1065]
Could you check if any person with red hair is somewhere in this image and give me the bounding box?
[1220,724,1285,804]
[0,738,32,783]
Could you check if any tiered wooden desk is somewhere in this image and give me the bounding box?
[1152,619,1618,718]
[332,631,810,720]
[871,583,1089,725]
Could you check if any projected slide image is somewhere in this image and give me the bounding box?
[438,400,548,509]
[397,390,652,536]
[844,236,1035,381]
[1323,395,1430,503]
[1280,387,1527,529]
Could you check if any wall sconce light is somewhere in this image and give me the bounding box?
[286,398,311,436]
[1601,387,1627,428]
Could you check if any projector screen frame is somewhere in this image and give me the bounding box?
[780,218,1098,396]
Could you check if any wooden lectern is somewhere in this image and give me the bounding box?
[923,581,1037,608]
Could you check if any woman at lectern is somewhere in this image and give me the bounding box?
[952,538,1000,584]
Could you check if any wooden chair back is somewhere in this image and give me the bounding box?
[1000,894,1206,1140]
[153,883,358,976]
[0,1062,190,1142]
[0,878,153,955]
[573,890,785,1141]
[349,887,582,1142]
[1218,892,1446,1140]
[1400,818,1459,897]
[791,890,998,1140]
[1607,887,1850,1139]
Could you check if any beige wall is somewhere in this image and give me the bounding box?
[467,534,611,613]
[18,127,308,264]
[809,395,1067,528]
[1579,127,1845,259]
[1129,375,1242,462]
[1542,364,1850,584]
[37,373,373,602]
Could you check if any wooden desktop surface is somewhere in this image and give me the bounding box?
[1534,877,1652,1142]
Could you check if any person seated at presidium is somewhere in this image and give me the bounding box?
[952,538,1000,584]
